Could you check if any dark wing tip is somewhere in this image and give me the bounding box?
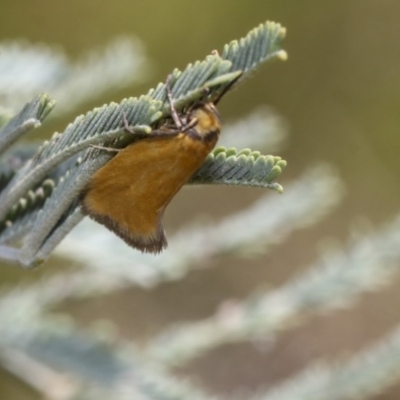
[81,206,168,254]
[135,233,168,254]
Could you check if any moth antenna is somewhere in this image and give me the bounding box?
[213,71,244,105]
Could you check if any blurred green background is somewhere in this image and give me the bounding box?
[1,0,400,399]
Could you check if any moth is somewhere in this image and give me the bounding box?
[81,76,228,253]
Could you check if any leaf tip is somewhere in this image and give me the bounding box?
[277,50,288,61]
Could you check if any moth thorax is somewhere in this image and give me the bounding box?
[190,103,221,137]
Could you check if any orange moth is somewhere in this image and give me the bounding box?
[81,77,226,253]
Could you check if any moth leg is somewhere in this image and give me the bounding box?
[122,112,136,134]
[181,118,198,132]
[122,112,151,136]
[165,74,184,130]
[93,111,147,152]
[90,144,120,153]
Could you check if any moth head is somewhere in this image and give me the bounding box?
[189,102,221,137]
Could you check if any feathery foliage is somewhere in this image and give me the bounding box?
[0,21,287,267]
[0,93,55,156]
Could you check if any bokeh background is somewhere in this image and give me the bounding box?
[1,1,400,399]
